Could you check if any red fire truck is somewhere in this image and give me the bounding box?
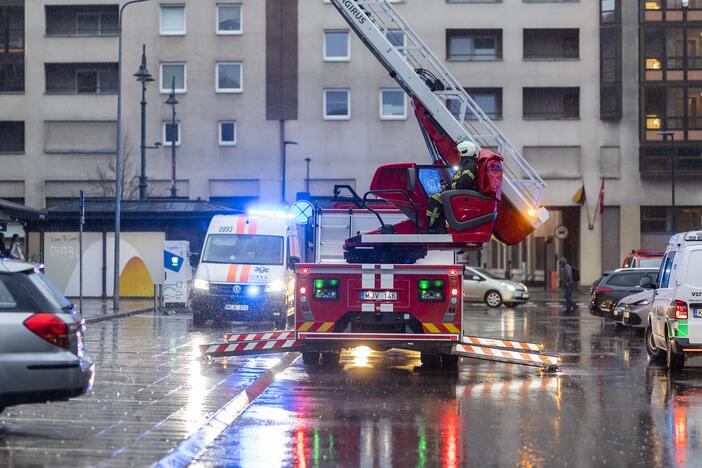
[199,0,559,372]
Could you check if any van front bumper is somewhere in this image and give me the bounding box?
[190,289,287,321]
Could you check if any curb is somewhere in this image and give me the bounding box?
[84,307,154,324]
[153,352,300,468]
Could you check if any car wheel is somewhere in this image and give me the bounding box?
[485,291,503,308]
[302,351,321,367]
[441,354,459,370]
[192,310,207,327]
[666,332,685,371]
[645,325,665,362]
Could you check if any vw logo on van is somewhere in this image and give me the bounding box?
[232,285,242,295]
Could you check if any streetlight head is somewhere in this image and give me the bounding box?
[165,93,178,106]
[154,142,162,148]
[134,66,153,83]
[658,130,675,137]
[284,140,299,146]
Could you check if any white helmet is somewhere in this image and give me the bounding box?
[457,140,478,158]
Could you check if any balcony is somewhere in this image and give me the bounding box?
[45,63,118,95]
[45,5,118,37]
[523,29,579,60]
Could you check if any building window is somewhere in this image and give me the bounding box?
[217,4,242,34]
[324,89,350,120]
[380,89,406,120]
[163,121,181,146]
[324,30,350,61]
[523,29,579,60]
[466,88,503,119]
[45,63,118,95]
[386,29,405,49]
[0,121,23,153]
[642,206,702,233]
[523,87,580,119]
[0,63,23,92]
[160,63,186,93]
[447,29,502,61]
[160,5,185,35]
[601,0,622,120]
[219,121,237,145]
[216,62,242,92]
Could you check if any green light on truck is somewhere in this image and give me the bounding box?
[419,280,430,290]
[314,279,325,289]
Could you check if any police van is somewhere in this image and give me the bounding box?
[190,212,301,327]
[646,231,702,370]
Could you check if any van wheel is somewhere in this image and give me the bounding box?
[666,331,685,371]
[645,325,665,362]
[441,354,459,370]
[485,291,503,308]
[320,352,341,368]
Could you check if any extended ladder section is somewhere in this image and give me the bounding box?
[329,0,549,229]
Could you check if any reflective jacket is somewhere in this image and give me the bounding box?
[451,157,478,191]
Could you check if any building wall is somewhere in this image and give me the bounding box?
[3,0,699,283]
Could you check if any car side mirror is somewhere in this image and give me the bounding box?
[289,256,301,268]
[189,252,200,266]
[639,277,654,289]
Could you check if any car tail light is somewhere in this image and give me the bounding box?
[24,313,70,350]
[675,300,688,320]
[595,287,613,295]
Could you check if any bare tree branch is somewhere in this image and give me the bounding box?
[90,133,142,200]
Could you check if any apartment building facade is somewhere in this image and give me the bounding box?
[0,0,700,283]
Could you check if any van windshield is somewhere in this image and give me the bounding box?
[202,234,284,265]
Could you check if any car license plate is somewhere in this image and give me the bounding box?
[694,309,702,318]
[225,304,249,311]
[522,293,529,299]
[361,291,398,301]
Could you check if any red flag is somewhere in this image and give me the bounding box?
[598,177,606,215]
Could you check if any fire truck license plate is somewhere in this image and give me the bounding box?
[361,291,398,301]
[225,304,249,311]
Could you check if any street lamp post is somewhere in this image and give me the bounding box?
[166,77,179,198]
[114,0,150,311]
[305,157,311,193]
[659,130,677,233]
[134,44,154,201]
[281,140,298,203]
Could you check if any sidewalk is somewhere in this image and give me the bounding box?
[74,298,154,323]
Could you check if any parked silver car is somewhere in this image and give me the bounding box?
[613,289,654,329]
[0,260,94,415]
[463,267,529,308]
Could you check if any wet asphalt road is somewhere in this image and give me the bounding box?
[1,294,701,467]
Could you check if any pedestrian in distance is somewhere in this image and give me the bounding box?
[559,257,578,312]
[9,234,24,261]
[0,233,7,257]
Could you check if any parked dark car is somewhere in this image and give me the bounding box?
[589,268,658,319]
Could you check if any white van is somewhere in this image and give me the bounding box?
[190,213,300,327]
[646,231,702,370]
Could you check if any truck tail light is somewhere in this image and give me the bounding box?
[675,300,689,320]
[451,288,459,296]
[313,278,339,300]
[595,286,613,295]
[419,279,446,302]
[299,287,307,295]
[24,313,70,350]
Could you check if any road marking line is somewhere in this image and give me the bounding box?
[154,352,299,468]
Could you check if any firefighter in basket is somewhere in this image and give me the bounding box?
[426,140,479,233]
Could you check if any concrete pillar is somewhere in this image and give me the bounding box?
[619,205,641,260]
[580,208,602,284]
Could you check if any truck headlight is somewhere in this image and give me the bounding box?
[193,279,210,291]
[265,280,286,293]
[502,283,516,292]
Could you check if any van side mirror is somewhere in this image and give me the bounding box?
[189,252,200,266]
[289,256,301,268]
[639,276,654,289]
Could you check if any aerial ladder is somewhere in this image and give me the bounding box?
[199,0,559,373]
[329,0,549,263]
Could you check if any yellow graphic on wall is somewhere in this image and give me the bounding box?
[119,256,155,297]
